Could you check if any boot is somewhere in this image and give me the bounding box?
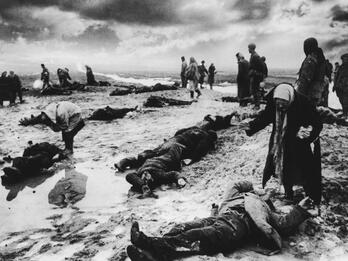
[126,245,158,261]
[130,222,175,260]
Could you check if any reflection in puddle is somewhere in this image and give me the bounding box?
[0,159,131,235]
[48,169,88,207]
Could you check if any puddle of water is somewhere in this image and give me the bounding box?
[0,171,67,234]
[74,160,130,210]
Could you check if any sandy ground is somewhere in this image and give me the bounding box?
[0,76,347,261]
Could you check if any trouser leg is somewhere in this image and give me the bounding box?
[17,88,23,102]
[165,217,217,236]
[168,218,246,255]
[251,77,261,107]
[126,172,146,192]
[61,119,85,152]
[190,91,194,99]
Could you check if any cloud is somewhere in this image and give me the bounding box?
[64,24,120,49]
[331,4,348,22]
[0,0,181,26]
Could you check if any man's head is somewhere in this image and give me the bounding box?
[303,37,318,56]
[41,64,45,69]
[261,56,266,62]
[9,71,14,77]
[181,56,185,61]
[65,68,69,72]
[248,43,256,54]
[201,60,205,65]
[1,71,7,77]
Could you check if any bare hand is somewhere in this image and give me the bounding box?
[297,126,312,139]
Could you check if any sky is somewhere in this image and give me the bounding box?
[0,0,347,74]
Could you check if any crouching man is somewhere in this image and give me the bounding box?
[2,142,62,184]
[20,101,85,156]
[127,180,315,261]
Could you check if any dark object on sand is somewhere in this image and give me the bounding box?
[222,95,267,105]
[98,81,111,86]
[41,82,86,96]
[143,95,194,108]
[127,181,312,261]
[317,106,348,126]
[116,112,257,197]
[89,106,137,121]
[1,142,62,185]
[110,83,178,96]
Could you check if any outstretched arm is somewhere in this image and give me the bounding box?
[246,102,274,136]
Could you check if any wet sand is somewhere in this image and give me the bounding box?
[0,77,347,260]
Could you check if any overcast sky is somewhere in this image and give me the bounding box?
[0,0,347,74]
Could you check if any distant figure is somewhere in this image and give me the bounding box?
[57,68,64,87]
[41,64,50,90]
[236,53,250,107]
[63,68,72,88]
[20,101,85,156]
[198,60,208,89]
[333,53,348,118]
[8,71,24,104]
[296,37,326,106]
[261,56,268,79]
[180,57,188,88]
[0,71,10,107]
[185,57,201,99]
[245,84,322,204]
[325,59,333,83]
[208,63,216,90]
[333,62,340,83]
[248,43,264,109]
[86,65,98,86]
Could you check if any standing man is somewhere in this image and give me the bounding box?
[180,57,188,88]
[8,71,24,104]
[236,53,250,107]
[86,65,98,86]
[248,43,264,109]
[333,53,348,118]
[208,63,216,90]
[41,64,50,90]
[296,37,326,106]
[198,60,208,89]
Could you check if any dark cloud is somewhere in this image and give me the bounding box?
[323,37,348,49]
[0,0,180,26]
[64,24,120,49]
[331,5,348,22]
[232,0,272,21]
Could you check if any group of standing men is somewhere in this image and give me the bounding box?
[40,64,99,91]
[236,43,268,108]
[180,56,217,99]
[0,71,24,106]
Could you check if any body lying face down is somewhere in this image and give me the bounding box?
[1,142,62,184]
[123,128,218,195]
